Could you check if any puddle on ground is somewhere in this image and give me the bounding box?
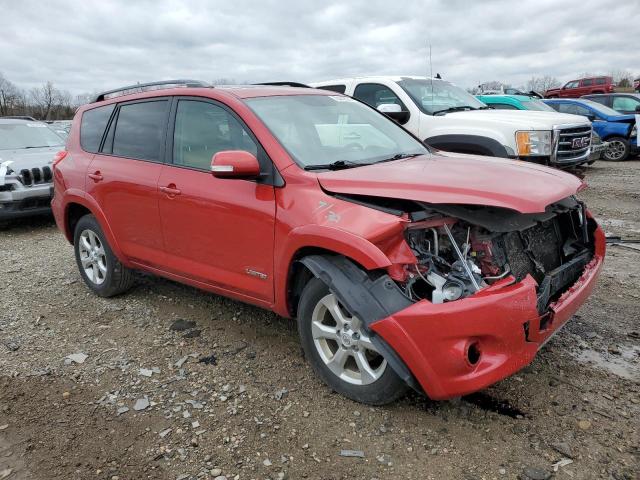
[574,346,640,381]
[462,392,526,418]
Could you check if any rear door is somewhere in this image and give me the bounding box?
[87,99,169,267]
[157,98,276,303]
[580,78,593,96]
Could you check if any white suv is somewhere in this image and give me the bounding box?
[310,76,593,167]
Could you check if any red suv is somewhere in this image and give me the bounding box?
[545,76,615,98]
[52,80,605,404]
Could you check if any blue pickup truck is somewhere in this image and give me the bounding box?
[544,98,638,161]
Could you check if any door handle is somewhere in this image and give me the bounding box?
[160,185,181,196]
[88,171,103,182]
[343,133,361,140]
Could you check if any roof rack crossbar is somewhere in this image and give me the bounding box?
[94,79,210,102]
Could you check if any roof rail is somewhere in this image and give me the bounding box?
[94,79,210,102]
[0,115,37,121]
[254,82,311,88]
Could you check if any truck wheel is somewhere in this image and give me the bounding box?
[603,137,630,161]
[297,277,407,405]
[73,214,135,297]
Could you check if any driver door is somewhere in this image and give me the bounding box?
[157,98,276,303]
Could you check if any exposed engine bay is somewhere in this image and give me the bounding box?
[399,197,596,312]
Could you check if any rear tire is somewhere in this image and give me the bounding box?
[297,276,408,405]
[73,214,134,297]
[603,137,630,161]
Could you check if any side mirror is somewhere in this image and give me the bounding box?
[377,103,410,124]
[586,113,596,121]
[635,105,640,113]
[377,103,402,113]
[210,150,260,179]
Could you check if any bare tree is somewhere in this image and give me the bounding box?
[526,76,561,93]
[30,81,59,120]
[609,69,634,88]
[0,73,23,116]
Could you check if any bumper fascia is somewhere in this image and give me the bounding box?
[0,184,53,220]
[370,225,606,400]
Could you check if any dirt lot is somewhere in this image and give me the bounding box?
[1,159,639,480]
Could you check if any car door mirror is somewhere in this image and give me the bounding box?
[586,113,596,121]
[635,105,640,113]
[210,150,261,179]
[377,103,410,123]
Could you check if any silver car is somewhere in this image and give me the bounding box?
[0,118,65,220]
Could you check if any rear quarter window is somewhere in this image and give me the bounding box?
[80,104,115,153]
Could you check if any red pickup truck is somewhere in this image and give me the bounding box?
[545,76,615,98]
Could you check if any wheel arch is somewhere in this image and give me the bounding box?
[276,225,393,319]
[62,194,127,264]
[425,134,511,157]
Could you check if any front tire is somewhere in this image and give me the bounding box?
[603,137,630,161]
[297,277,407,405]
[73,214,134,297]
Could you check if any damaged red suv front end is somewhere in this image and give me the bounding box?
[371,222,604,399]
[313,154,605,400]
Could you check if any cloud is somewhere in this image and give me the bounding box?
[0,0,637,95]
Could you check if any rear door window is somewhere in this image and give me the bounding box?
[595,78,607,85]
[556,103,591,116]
[587,96,608,107]
[80,104,115,153]
[111,100,169,162]
[582,79,593,86]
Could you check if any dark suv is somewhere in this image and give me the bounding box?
[582,93,640,115]
[51,80,604,405]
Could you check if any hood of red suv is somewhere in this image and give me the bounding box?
[316,153,583,214]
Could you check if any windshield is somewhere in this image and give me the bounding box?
[0,123,65,150]
[245,94,428,169]
[579,99,625,117]
[522,99,556,112]
[398,78,486,114]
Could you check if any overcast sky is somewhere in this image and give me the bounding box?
[1,0,638,95]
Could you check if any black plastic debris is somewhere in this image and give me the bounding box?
[170,319,197,331]
[198,354,217,365]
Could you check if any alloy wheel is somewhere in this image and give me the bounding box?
[605,140,626,161]
[311,293,386,385]
[78,229,107,285]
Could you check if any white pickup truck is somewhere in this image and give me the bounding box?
[310,76,593,167]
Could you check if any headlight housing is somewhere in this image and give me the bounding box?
[631,125,637,137]
[515,130,552,156]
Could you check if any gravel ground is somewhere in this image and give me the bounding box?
[1,159,639,480]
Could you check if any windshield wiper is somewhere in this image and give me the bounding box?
[304,153,425,171]
[24,145,53,149]
[374,152,424,163]
[304,160,370,171]
[431,106,477,115]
